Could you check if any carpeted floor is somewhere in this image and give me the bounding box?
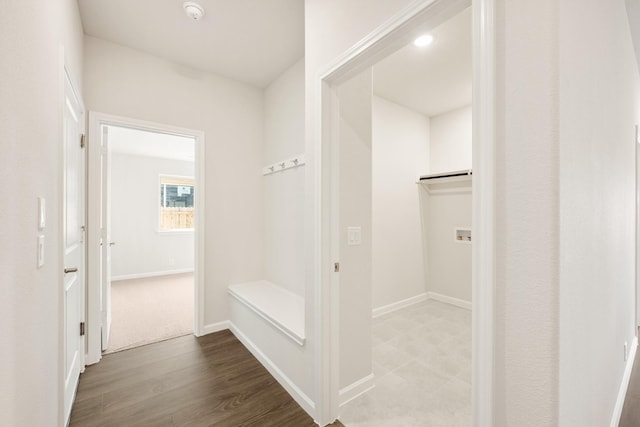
[104,272,194,354]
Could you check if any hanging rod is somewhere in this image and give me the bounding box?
[418,169,472,182]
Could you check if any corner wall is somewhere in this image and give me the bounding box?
[263,58,306,297]
[371,96,429,309]
[83,36,264,325]
[426,105,472,303]
[338,70,374,390]
[110,153,195,279]
[0,0,84,424]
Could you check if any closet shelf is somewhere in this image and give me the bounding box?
[418,169,472,182]
[418,169,472,194]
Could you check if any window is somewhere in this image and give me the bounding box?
[160,176,195,230]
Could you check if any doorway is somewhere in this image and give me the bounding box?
[104,125,196,353]
[86,113,205,364]
[313,0,496,424]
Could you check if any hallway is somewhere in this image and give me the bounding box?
[70,331,340,426]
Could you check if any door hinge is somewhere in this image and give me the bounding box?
[334,262,340,272]
[80,133,85,149]
[80,322,85,336]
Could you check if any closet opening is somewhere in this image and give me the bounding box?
[337,7,472,425]
[313,0,496,424]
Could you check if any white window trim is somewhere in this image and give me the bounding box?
[158,174,195,233]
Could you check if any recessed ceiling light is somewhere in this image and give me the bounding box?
[414,34,434,47]
[183,2,205,21]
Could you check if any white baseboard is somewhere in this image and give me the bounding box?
[427,291,472,310]
[199,320,230,336]
[111,268,194,282]
[372,293,428,318]
[339,373,375,407]
[229,322,315,417]
[610,336,638,427]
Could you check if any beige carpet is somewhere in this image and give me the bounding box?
[104,272,194,354]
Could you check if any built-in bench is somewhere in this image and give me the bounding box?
[228,280,305,346]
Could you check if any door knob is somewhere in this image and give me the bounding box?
[64,267,78,274]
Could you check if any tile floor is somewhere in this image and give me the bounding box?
[340,299,472,426]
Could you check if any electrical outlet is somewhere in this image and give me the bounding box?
[625,341,628,361]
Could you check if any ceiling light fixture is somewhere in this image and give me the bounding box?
[183,2,205,21]
[414,34,435,47]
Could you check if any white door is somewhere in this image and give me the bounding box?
[101,125,112,351]
[62,69,85,424]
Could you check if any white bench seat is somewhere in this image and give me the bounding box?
[228,280,305,346]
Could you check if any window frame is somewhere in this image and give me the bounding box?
[158,174,196,233]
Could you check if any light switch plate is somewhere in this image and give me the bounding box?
[347,226,362,246]
[37,234,45,268]
[38,197,46,230]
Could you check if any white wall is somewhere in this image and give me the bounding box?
[110,153,194,279]
[429,105,472,173]
[0,0,84,424]
[263,58,306,296]
[426,189,472,302]
[426,105,472,303]
[371,96,429,309]
[83,36,264,325]
[338,70,374,390]
[558,1,640,425]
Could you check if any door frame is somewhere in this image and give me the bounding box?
[312,0,496,424]
[85,112,206,364]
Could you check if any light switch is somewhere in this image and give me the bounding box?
[37,235,45,268]
[38,197,46,230]
[347,226,362,246]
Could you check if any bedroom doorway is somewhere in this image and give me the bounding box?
[86,113,206,364]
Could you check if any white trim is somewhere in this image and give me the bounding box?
[372,293,428,318]
[229,322,316,417]
[338,373,375,407]
[314,1,482,425]
[611,336,638,427]
[199,320,230,336]
[472,0,496,425]
[110,268,194,282]
[427,292,472,311]
[86,112,206,365]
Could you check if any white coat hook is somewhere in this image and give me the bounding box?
[262,154,306,176]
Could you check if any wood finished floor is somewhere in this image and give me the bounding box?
[621,344,640,426]
[70,330,343,427]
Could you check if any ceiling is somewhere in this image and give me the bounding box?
[108,125,195,162]
[78,0,305,88]
[373,7,472,117]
